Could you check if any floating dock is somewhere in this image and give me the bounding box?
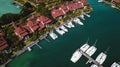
[79,49,103,67]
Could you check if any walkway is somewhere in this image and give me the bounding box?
[79,49,103,67]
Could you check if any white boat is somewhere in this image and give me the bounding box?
[85,46,97,56]
[83,13,91,18]
[111,5,116,8]
[91,64,98,67]
[49,32,58,40]
[73,18,84,25]
[79,14,85,20]
[55,28,65,35]
[111,62,120,67]
[85,40,97,56]
[68,21,75,27]
[98,0,104,2]
[80,39,90,52]
[64,23,72,28]
[95,52,107,64]
[70,49,82,63]
[59,25,68,32]
[90,64,98,67]
[27,47,32,51]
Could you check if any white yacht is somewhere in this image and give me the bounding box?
[79,14,85,20]
[111,5,116,8]
[64,22,72,28]
[80,39,90,52]
[27,47,32,51]
[73,18,84,25]
[85,46,97,56]
[95,52,107,64]
[83,13,91,18]
[90,64,98,67]
[98,0,104,2]
[55,27,65,35]
[68,21,75,27]
[59,25,68,32]
[111,62,120,67]
[85,40,97,56]
[70,49,82,63]
[49,31,58,40]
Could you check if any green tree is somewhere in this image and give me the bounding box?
[20,2,34,17]
[0,13,21,25]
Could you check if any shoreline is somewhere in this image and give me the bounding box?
[13,1,23,6]
[0,0,93,66]
[0,32,49,67]
[102,0,120,10]
[1,12,90,67]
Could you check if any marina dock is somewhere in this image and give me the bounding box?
[79,49,103,67]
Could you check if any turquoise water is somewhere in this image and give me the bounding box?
[0,0,20,16]
[8,0,120,67]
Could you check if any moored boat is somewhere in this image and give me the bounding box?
[90,64,98,67]
[59,25,68,32]
[79,14,85,20]
[73,18,84,25]
[83,13,91,18]
[111,62,120,67]
[64,22,72,28]
[70,49,82,63]
[98,0,104,2]
[95,52,107,64]
[49,31,58,40]
[55,27,65,35]
[80,38,90,52]
[68,21,75,27]
[27,47,32,51]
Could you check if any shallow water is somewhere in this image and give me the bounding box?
[0,0,20,16]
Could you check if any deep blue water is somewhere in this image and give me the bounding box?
[8,0,120,67]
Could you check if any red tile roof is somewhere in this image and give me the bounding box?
[51,9,64,18]
[23,25,33,34]
[14,27,29,40]
[79,0,89,6]
[67,2,76,11]
[75,1,84,9]
[27,20,39,32]
[113,0,120,3]
[37,21,45,30]
[59,4,69,14]
[0,34,8,51]
[37,16,52,24]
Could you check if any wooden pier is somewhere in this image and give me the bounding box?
[79,49,103,67]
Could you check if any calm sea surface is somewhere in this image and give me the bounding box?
[0,0,20,16]
[5,0,120,67]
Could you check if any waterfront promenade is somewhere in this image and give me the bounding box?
[0,33,48,67]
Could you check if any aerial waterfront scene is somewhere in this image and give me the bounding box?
[0,0,120,67]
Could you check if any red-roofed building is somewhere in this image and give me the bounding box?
[37,21,45,30]
[0,34,8,51]
[27,20,39,32]
[79,0,89,6]
[59,4,69,14]
[67,2,76,11]
[14,26,29,40]
[51,9,64,18]
[37,16,52,24]
[75,1,84,9]
[23,25,33,34]
[112,0,120,3]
